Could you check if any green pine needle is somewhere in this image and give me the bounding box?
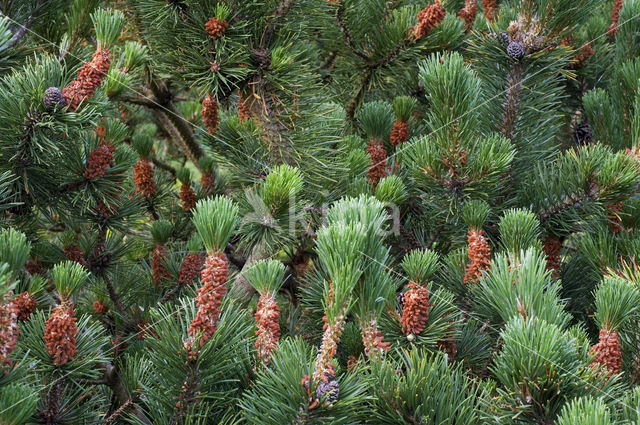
[150,220,173,245]
[392,96,417,122]
[358,101,395,141]
[243,259,286,295]
[91,9,125,50]
[401,249,440,284]
[593,276,640,331]
[52,261,90,298]
[192,196,240,254]
[498,208,542,255]
[0,227,29,278]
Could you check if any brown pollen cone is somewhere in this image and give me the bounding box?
[459,0,478,30]
[44,301,78,365]
[481,0,496,22]
[93,300,108,314]
[12,291,37,321]
[180,183,197,211]
[390,120,409,146]
[411,1,446,40]
[134,158,156,198]
[570,43,595,69]
[25,258,42,275]
[313,309,345,384]
[188,253,229,345]
[463,229,491,284]
[64,244,87,267]
[205,17,228,39]
[200,173,215,193]
[437,338,457,361]
[590,329,622,375]
[63,49,111,111]
[542,236,562,276]
[84,143,114,180]
[152,244,171,286]
[202,94,219,135]
[608,0,623,36]
[254,293,281,364]
[401,282,430,335]
[360,318,390,359]
[238,94,250,121]
[0,292,19,372]
[366,140,387,189]
[179,253,204,286]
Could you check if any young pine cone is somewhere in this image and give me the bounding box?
[43,87,67,111]
[316,378,340,403]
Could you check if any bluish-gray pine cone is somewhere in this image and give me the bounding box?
[506,42,525,59]
[43,87,67,111]
[316,379,339,403]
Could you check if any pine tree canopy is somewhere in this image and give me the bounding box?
[2,0,640,423]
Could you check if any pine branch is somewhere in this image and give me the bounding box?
[104,399,132,424]
[260,0,294,47]
[152,157,176,177]
[99,362,151,425]
[336,4,370,62]
[500,63,524,142]
[103,273,127,318]
[345,70,372,122]
[230,242,269,304]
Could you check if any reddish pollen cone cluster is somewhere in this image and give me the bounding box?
[84,143,114,180]
[481,0,496,22]
[361,318,390,359]
[13,292,37,321]
[0,292,19,372]
[314,311,345,384]
[205,17,228,39]
[608,0,623,35]
[134,159,156,198]
[314,283,345,384]
[64,244,87,267]
[188,253,228,345]
[93,300,108,314]
[401,282,430,335]
[179,253,204,286]
[63,49,111,111]
[626,145,640,164]
[591,329,622,375]
[438,337,457,360]
[463,229,491,284]
[152,244,171,285]
[44,301,78,366]
[390,120,409,146]
[254,294,280,364]
[238,94,250,121]
[411,1,446,40]
[366,140,387,189]
[570,43,595,69]
[200,173,215,193]
[202,95,219,135]
[180,183,197,211]
[459,0,478,30]
[25,258,42,275]
[542,236,562,276]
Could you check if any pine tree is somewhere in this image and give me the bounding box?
[0,0,640,423]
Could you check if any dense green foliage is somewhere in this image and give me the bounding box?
[1,0,640,423]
